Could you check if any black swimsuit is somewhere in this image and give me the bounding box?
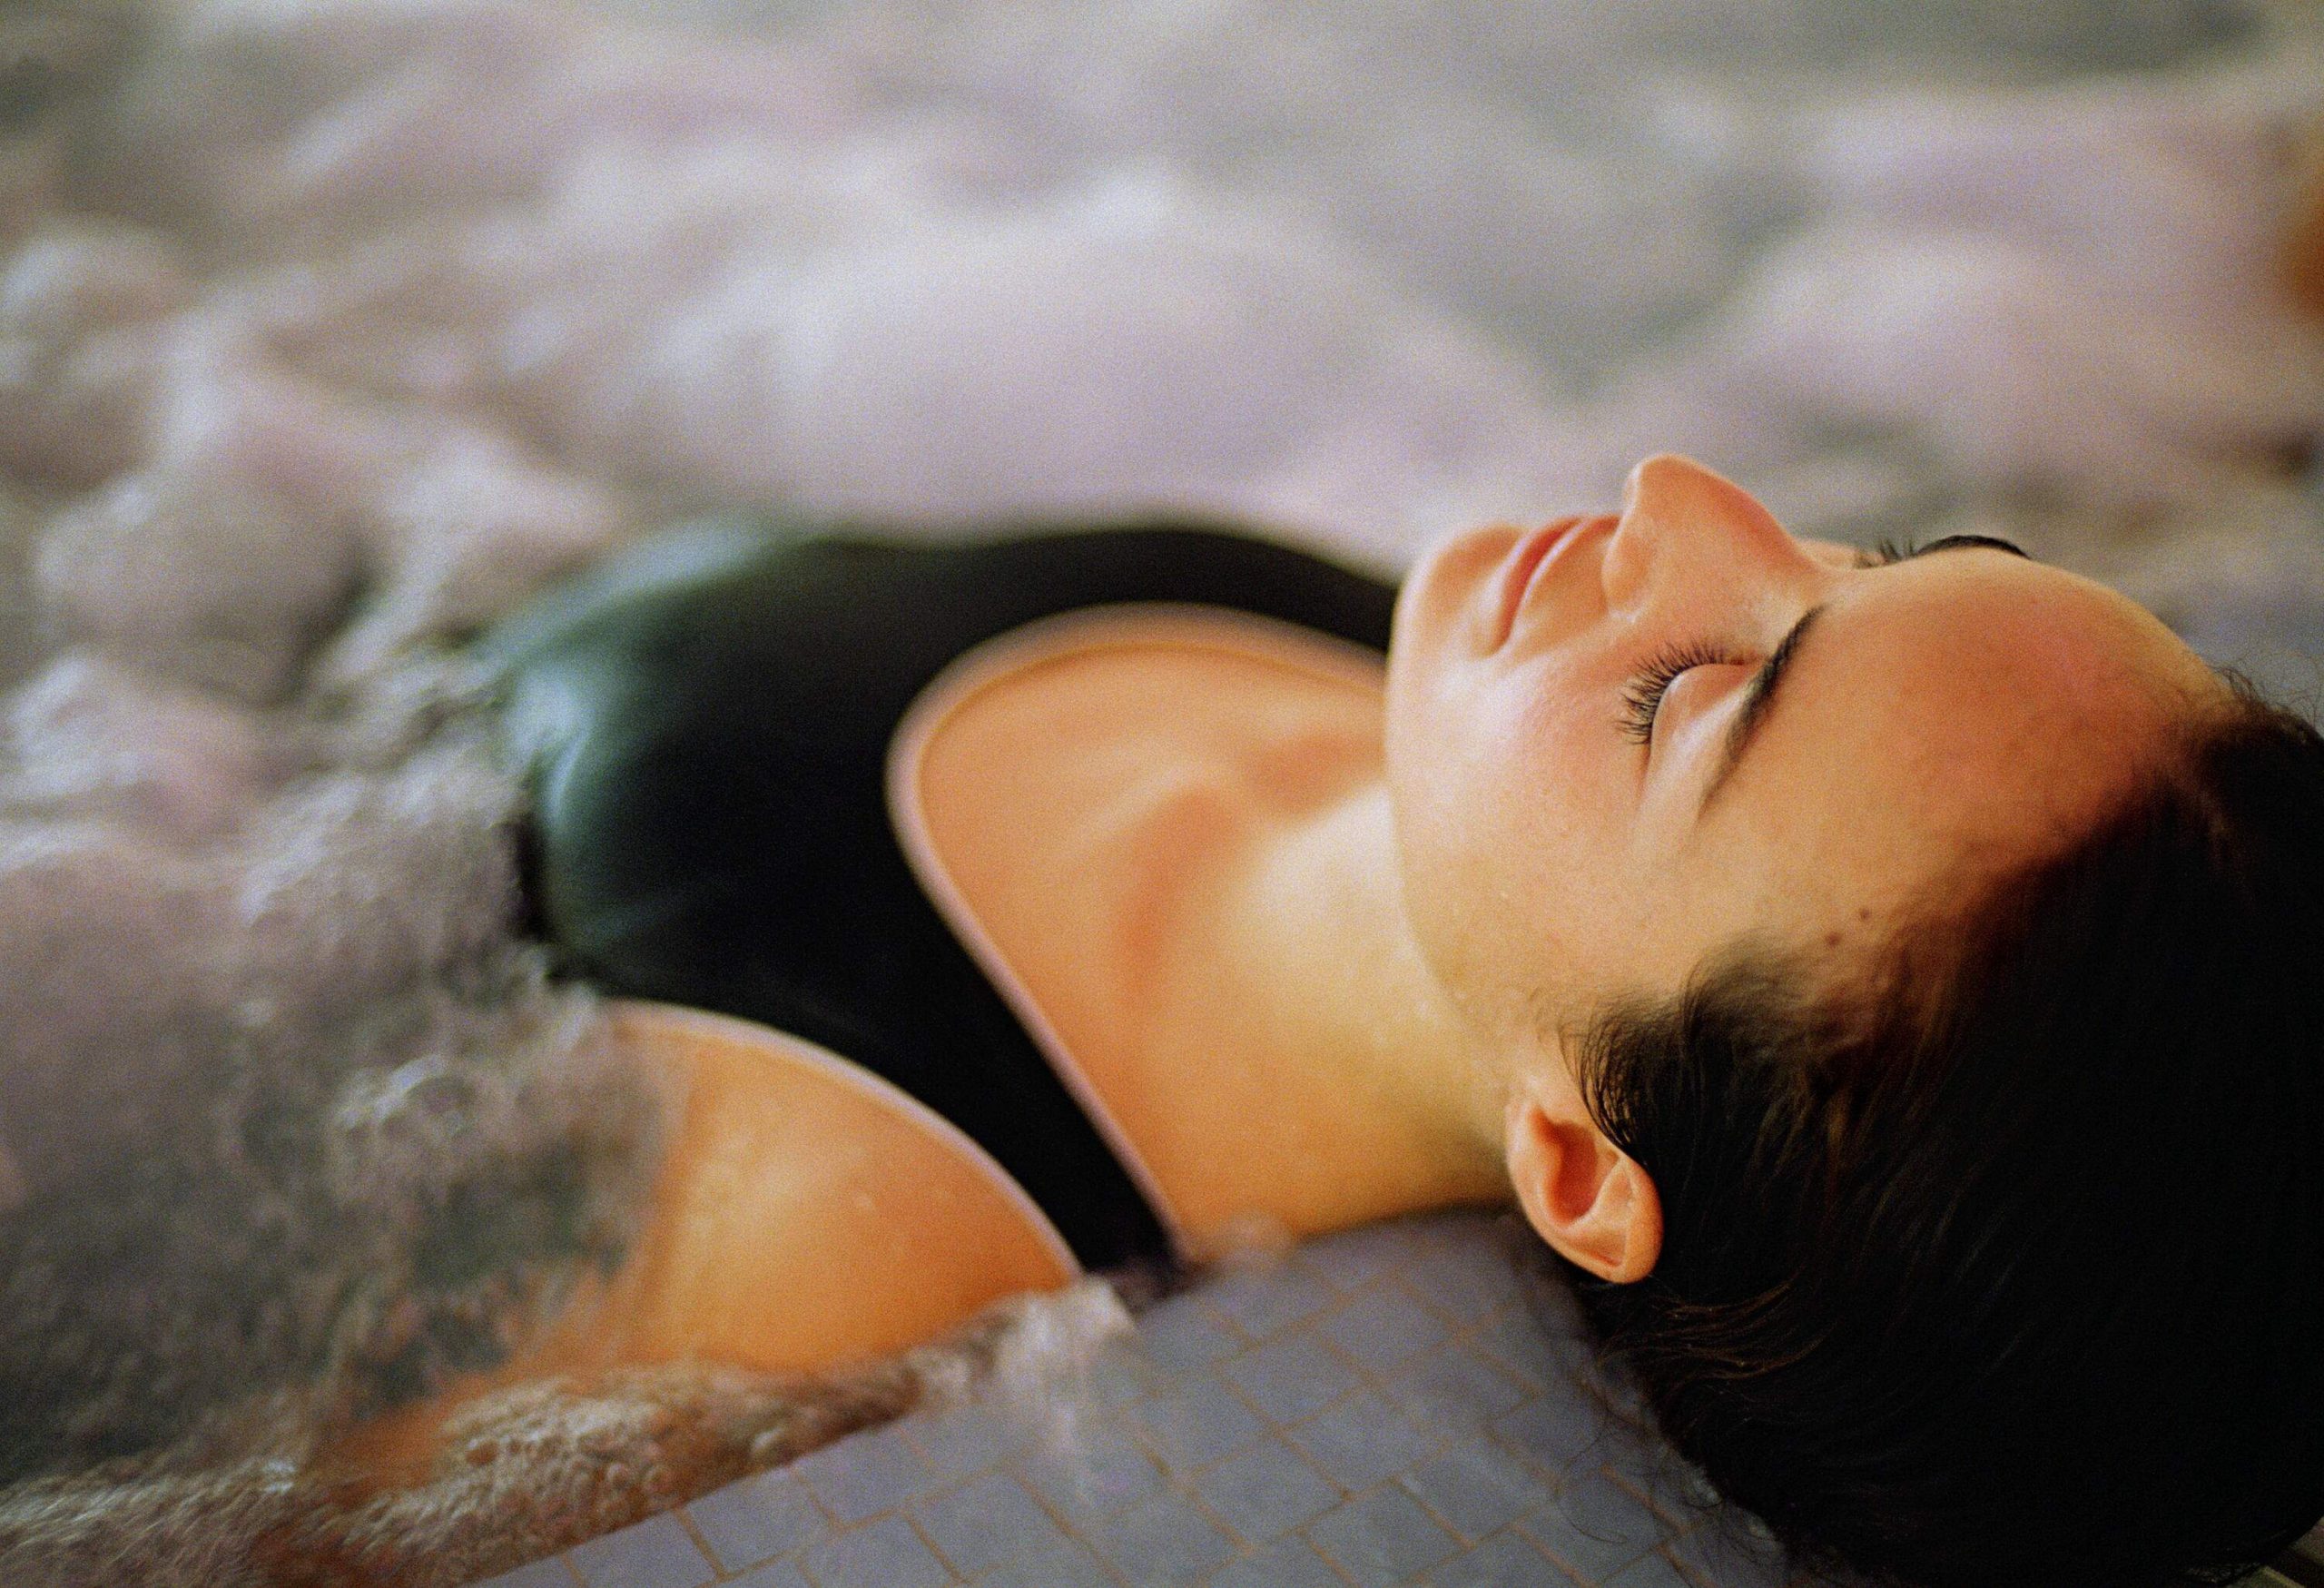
[487,518,1395,1271]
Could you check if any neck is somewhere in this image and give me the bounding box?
[1174,776,1511,1244]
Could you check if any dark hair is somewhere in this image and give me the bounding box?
[1573,682,2324,1588]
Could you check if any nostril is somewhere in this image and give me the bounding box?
[1599,510,1655,612]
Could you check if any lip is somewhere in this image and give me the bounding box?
[1492,516,1587,650]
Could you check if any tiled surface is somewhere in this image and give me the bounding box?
[474,1212,1792,1588]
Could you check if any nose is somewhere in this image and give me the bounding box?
[1600,454,1802,616]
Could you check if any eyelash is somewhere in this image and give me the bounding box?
[1613,537,1944,745]
[1617,639,1736,744]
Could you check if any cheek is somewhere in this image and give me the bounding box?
[1385,656,1623,1026]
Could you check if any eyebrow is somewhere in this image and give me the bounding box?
[1696,535,2030,814]
[1699,606,1824,814]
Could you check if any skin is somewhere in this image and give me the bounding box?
[1357,453,2228,1281]
[335,452,2233,1482]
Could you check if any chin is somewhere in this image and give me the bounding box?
[1392,523,1522,667]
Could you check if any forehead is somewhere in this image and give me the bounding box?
[1691,552,2217,938]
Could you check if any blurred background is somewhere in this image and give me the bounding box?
[0,0,2320,1580]
[5,0,2322,697]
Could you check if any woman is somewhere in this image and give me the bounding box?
[414,454,2324,1588]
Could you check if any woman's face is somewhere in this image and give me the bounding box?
[1385,455,2225,1059]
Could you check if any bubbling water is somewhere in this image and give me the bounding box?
[0,1281,1138,1588]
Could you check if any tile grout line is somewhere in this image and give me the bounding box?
[667,1503,724,1584]
[990,1424,1135,1588]
[493,1214,1770,1588]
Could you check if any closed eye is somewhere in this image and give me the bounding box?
[1617,640,1738,745]
[1690,531,2036,810]
[1621,532,2033,758]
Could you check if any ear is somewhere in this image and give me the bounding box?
[1504,1067,1662,1284]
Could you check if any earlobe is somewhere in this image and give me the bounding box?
[1505,1085,1664,1284]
